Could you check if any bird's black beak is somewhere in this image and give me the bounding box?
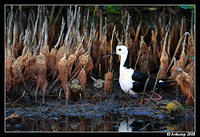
[102,52,116,58]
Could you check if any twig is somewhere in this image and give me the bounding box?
[73,5,78,21]
[19,5,23,35]
[141,75,150,104]
[87,22,96,55]
[12,10,19,49]
[64,8,75,50]
[22,78,33,101]
[54,17,65,48]
[38,6,43,39]
[99,10,103,41]
[23,27,32,55]
[69,65,86,82]
[152,68,161,91]
[134,21,142,43]
[39,18,45,55]
[7,6,14,51]
[143,68,161,105]
[180,17,184,38]
[140,122,152,131]
[116,31,122,45]
[58,88,63,99]
[162,24,170,52]
[49,76,59,94]
[83,8,89,37]
[31,6,40,51]
[49,6,55,25]
[109,25,116,71]
[86,8,89,29]
[5,112,20,121]
[134,36,144,70]
[75,7,81,36]
[143,26,150,38]
[53,6,63,26]
[44,16,48,46]
[142,93,160,104]
[11,90,26,106]
[167,32,189,72]
[124,104,131,113]
[125,13,131,47]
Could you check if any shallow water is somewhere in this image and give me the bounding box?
[5,113,194,132]
[5,98,195,132]
[5,83,195,132]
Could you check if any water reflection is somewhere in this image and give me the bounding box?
[118,117,135,132]
[6,114,194,132]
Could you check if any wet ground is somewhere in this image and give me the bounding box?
[5,82,195,132]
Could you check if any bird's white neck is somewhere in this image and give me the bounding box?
[119,53,128,68]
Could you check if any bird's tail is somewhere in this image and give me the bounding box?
[156,80,175,88]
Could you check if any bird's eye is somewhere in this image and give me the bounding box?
[119,48,121,51]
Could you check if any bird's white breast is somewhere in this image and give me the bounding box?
[119,66,134,93]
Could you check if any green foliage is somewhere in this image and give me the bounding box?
[103,6,121,15]
[179,5,194,13]
[179,6,195,24]
[102,6,121,19]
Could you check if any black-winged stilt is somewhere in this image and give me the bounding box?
[104,45,173,100]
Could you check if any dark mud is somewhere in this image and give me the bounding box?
[5,82,195,132]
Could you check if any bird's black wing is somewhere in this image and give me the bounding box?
[131,81,144,93]
[132,70,174,90]
[132,70,149,83]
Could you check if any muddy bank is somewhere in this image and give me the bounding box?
[5,99,194,132]
[6,85,194,132]
[6,96,194,119]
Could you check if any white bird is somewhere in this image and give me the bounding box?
[105,45,173,98]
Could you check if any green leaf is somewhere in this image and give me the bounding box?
[179,6,194,10]
[179,5,195,14]
[112,9,120,14]
[103,6,121,15]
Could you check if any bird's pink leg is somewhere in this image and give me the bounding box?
[151,91,162,100]
[143,91,162,101]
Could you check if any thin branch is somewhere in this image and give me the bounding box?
[109,25,116,71]
[49,6,55,25]
[152,68,161,91]
[39,19,45,55]
[31,6,40,51]
[87,22,96,54]
[167,32,190,72]
[44,16,48,45]
[125,13,131,47]
[64,8,75,50]
[54,17,65,48]
[7,6,14,51]
[11,90,26,106]
[67,6,71,29]
[141,75,150,104]
[134,36,144,70]
[99,10,103,41]
[53,6,63,26]
[5,112,20,121]
[75,7,81,36]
